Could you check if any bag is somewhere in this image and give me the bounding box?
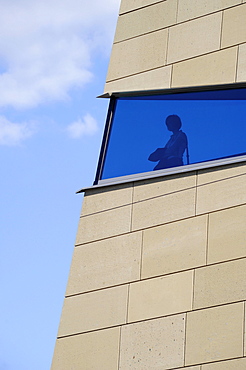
[148,148,166,162]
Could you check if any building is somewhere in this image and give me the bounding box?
[51,1,246,369]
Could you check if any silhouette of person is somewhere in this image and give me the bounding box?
[148,115,189,170]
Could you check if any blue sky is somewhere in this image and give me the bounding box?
[0,1,120,369]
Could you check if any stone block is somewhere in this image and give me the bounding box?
[221,4,246,48]
[185,303,244,366]
[193,258,246,309]
[51,327,120,370]
[133,171,196,202]
[66,231,142,295]
[76,205,132,245]
[128,270,193,322]
[119,0,164,14]
[245,305,246,356]
[81,183,133,216]
[177,0,241,23]
[202,357,246,369]
[237,43,246,82]
[132,187,196,231]
[58,285,128,336]
[197,162,246,186]
[104,65,171,93]
[173,367,200,370]
[106,29,168,81]
[142,215,207,279]
[208,205,246,264]
[115,0,177,42]
[172,47,237,88]
[119,314,186,369]
[167,13,222,64]
[196,172,246,215]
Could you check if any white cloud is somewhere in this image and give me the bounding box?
[66,113,99,139]
[0,0,120,109]
[0,116,36,146]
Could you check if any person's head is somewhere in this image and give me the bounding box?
[166,115,182,132]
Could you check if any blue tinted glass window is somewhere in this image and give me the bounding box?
[99,87,246,181]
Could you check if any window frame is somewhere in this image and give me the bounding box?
[80,82,246,192]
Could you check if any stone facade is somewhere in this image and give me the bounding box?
[52,1,246,369]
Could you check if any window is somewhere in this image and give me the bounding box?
[94,83,246,186]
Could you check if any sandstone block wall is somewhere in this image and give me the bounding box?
[105,0,246,92]
[52,1,246,368]
[52,163,246,369]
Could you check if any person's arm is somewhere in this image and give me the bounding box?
[148,147,166,162]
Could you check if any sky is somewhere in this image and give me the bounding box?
[0,1,121,369]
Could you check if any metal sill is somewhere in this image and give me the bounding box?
[77,155,246,193]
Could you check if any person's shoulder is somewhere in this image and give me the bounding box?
[179,130,187,138]
[179,130,188,143]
